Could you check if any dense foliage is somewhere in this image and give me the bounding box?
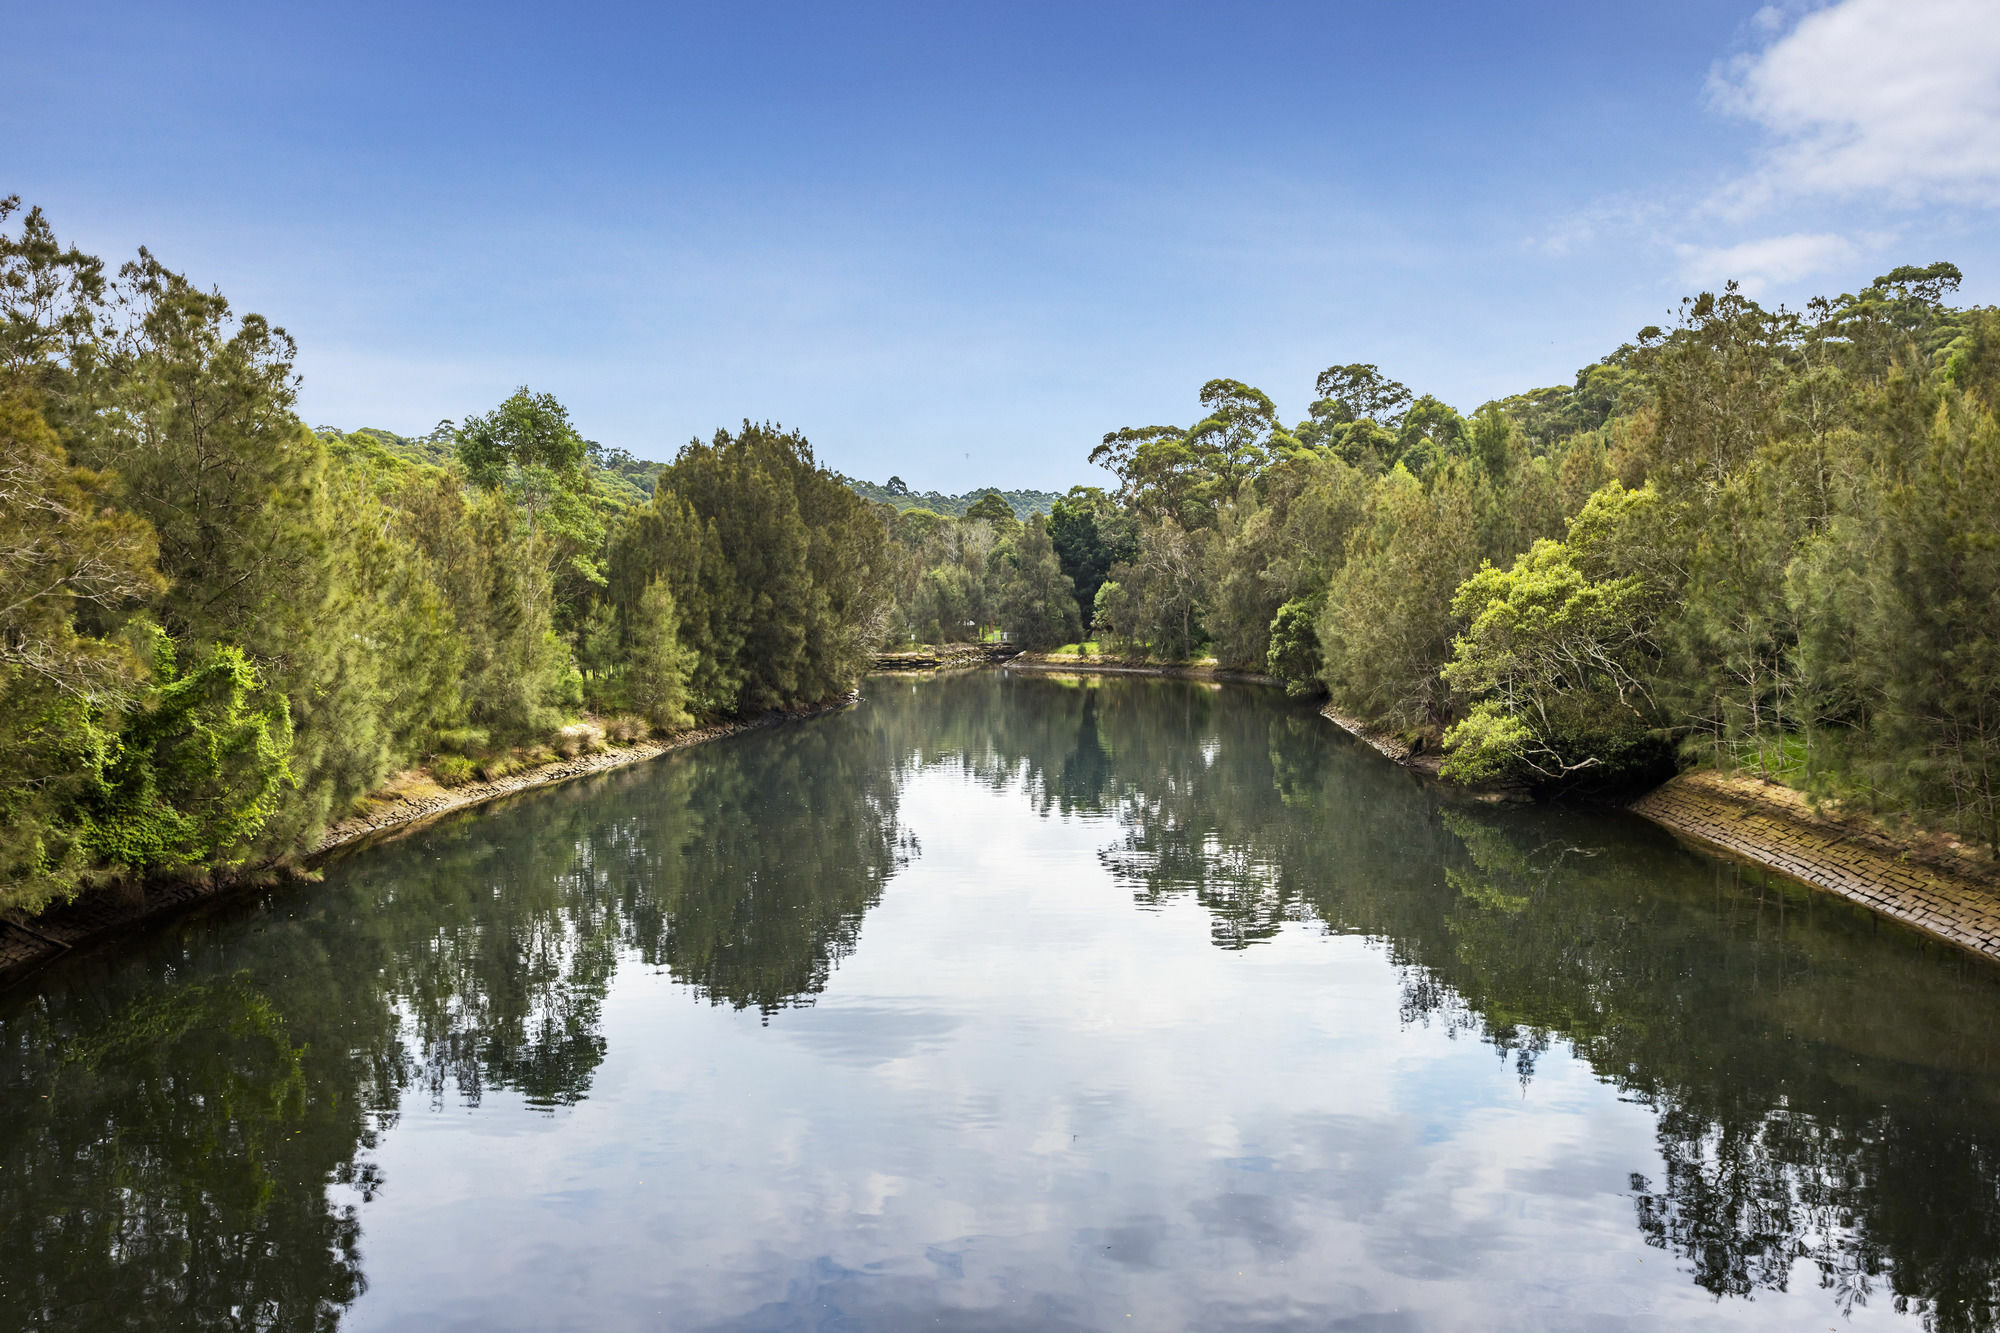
[1077,265,2000,848]
[6,186,1997,910]
[0,200,890,915]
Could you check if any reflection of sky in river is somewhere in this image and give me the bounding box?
[339,756,1906,1332]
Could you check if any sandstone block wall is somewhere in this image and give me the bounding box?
[1633,772,2000,962]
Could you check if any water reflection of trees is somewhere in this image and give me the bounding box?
[0,963,395,1330]
[5,675,2000,1330]
[0,712,908,1329]
[940,672,2000,1333]
[374,711,911,1115]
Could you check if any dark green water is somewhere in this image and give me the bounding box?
[5,673,2000,1332]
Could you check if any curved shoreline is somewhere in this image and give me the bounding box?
[9,667,1998,980]
[1009,662,2000,961]
[1315,693,2000,962]
[0,696,856,985]
[1633,771,2000,964]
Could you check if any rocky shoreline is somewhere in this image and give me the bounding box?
[1000,653,1283,687]
[11,663,1997,981]
[0,696,856,985]
[999,660,2000,961]
[1634,770,2000,963]
[1319,698,2000,962]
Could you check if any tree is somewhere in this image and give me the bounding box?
[1293,364,1414,468]
[0,392,163,909]
[84,633,295,876]
[94,252,439,849]
[0,393,159,702]
[1093,380,1292,529]
[1312,363,1413,425]
[1394,394,1468,474]
[1266,593,1326,695]
[1047,486,1135,630]
[1316,467,1482,733]
[392,470,572,741]
[963,490,1019,528]
[623,579,695,731]
[1440,539,1659,785]
[1095,425,1200,524]
[0,196,114,434]
[1848,393,2000,849]
[455,387,607,636]
[1001,514,1083,649]
[609,422,889,715]
[1182,378,1287,506]
[1103,520,1205,660]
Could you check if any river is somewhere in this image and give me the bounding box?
[4,672,1999,1331]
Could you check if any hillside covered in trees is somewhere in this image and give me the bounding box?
[840,475,1061,520]
[0,199,895,917]
[4,189,1997,919]
[1051,263,2000,852]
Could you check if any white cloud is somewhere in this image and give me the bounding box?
[1531,196,1665,258]
[1713,0,2000,207]
[1676,231,1860,293]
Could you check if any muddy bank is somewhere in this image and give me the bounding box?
[0,696,856,984]
[1634,770,2000,963]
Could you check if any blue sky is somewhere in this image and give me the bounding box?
[9,0,2000,490]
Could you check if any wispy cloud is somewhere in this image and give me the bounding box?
[1532,197,1666,258]
[1712,0,2000,211]
[1675,231,1859,294]
[1534,0,1998,298]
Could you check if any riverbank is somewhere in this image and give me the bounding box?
[873,643,1022,671]
[1320,690,2000,959]
[1634,770,2000,963]
[1317,701,1441,775]
[1001,651,1282,687]
[987,658,2000,960]
[1313,690,2000,959]
[0,695,857,984]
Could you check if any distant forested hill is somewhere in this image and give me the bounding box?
[313,435,1060,519]
[842,475,1061,519]
[317,425,663,507]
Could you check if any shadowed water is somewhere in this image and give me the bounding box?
[4,672,1999,1331]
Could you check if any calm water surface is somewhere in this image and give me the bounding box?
[5,673,2000,1332]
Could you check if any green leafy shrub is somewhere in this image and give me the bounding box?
[430,754,477,786]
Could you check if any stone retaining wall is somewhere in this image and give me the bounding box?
[1633,771,2000,962]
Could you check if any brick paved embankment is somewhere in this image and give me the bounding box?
[1633,771,2000,962]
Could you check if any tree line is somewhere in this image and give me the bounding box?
[841,474,1061,520]
[1033,262,2000,850]
[0,199,893,916]
[6,188,1997,915]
